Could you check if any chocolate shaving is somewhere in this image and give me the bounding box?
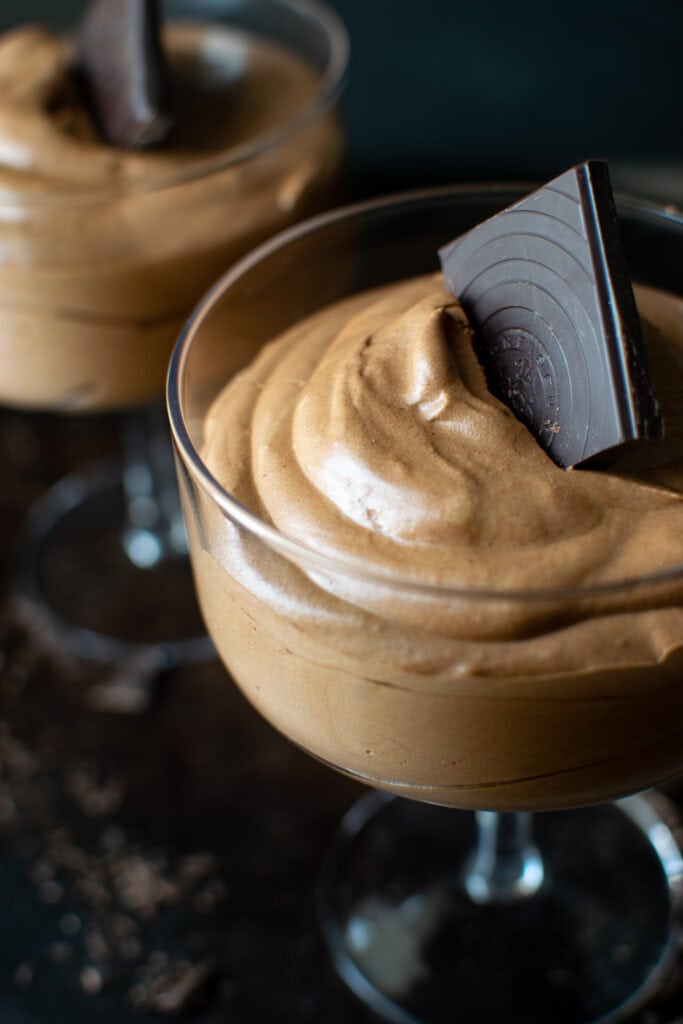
[77,0,173,149]
[439,160,662,468]
[130,960,221,1015]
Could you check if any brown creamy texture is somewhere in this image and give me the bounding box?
[0,23,343,411]
[196,277,683,811]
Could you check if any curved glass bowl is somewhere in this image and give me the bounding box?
[169,186,683,1023]
[0,0,348,413]
[8,0,347,677]
[169,185,683,813]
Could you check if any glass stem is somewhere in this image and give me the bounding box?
[463,811,544,904]
[121,403,188,569]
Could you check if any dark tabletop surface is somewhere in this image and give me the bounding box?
[0,409,379,1024]
[3,409,683,1024]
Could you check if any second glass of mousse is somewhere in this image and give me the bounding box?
[0,0,346,410]
[169,187,683,1023]
[3,0,347,669]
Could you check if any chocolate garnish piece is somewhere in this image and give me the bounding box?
[78,0,173,149]
[439,160,661,468]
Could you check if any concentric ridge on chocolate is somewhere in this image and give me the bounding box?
[439,160,661,468]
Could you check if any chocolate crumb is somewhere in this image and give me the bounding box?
[178,852,219,884]
[13,962,35,989]
[85,929,111,965]
[129,958,220,1016]
[80,964,105,996]
[67,761,123,816]
[120,936,144,961]
[40,879,64,904]
[60,912,82,937]
[31,859,56,885]
[48,941,75,966]
[113,854,179,918]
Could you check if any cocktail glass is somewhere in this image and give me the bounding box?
[168,186,683,1022]
[5,0,347,686]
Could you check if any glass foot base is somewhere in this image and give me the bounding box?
[319,791,683,1024]
[14,460,215,677]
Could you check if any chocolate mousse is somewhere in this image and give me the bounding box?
[196,275,683,812]
[0,18,343,411]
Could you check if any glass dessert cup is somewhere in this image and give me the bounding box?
[4,0,348,681]
[168,187,683,1022]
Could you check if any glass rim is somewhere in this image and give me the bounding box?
[0,0,349,208]
[167,182,683,602]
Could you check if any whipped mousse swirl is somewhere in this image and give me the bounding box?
[203,275,683,669]
[198,274,683,808]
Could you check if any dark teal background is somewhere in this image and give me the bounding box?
[331,0,683,200]
[4,0,683,200]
